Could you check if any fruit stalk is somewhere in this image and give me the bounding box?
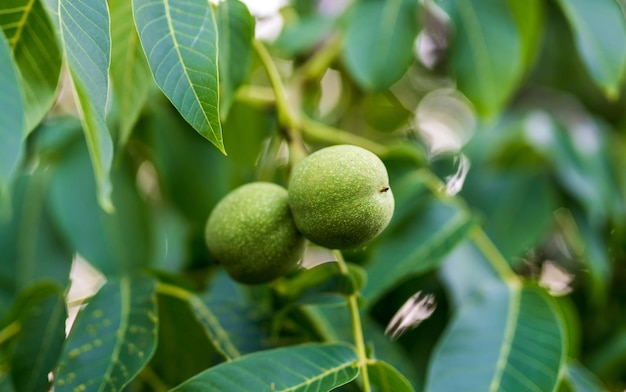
[333,249,372,392]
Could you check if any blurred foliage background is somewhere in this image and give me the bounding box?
[1,0,626,391]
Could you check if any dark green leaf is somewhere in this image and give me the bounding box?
[58,0,114,211]
[426,284,565,392]
[369,360,415,392]
[109,0,153,146]
[507,0,543,69]
[7,283,66,392]
[148,292,225,389]
[133,0,224,152]
[460,171,557,262]
[217,0,255,119]
[170,343,359,392]
[0,29,25,196]
[444,0,523,117]
[0,171,72,320]
[554,0,626,98]
[55,275,158,392]
[47,139,152,275]
[0,0,62,132]
[343,0,418,91]
[363,197,475,306]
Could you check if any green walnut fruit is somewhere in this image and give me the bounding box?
[288,144,394,249]
[205,182,306,284]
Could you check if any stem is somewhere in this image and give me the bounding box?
[301,116,389,156]
[0,322,20,346]
[253,39,307,168]
[332,250,371,392]
[138,366,169,392]
[296,34,343,81]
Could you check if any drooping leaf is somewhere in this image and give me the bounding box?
[554,0,626,99]
[0,0,62,132]
[0,171,73,321]
[57,0,114,211]
[133,0,225,152]
[7,283,66,392]
[368,360,415,392]
[363,196,475,306]
[109,0,153,146]
[343,0,418,91]
[170,343,359,391]
[425,284,566,392]
[216,0,255,119]
[54,275,158,392]
[444,0,522,117]
[47,138,152,275]
[0,29,25,197]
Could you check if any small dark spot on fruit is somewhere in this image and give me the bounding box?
[380,186,390,193]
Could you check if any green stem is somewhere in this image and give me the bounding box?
[296,34,343,81]
[253,39,307,168]
[332,250,371,392]
[301,116,389,156]
[0,322,20,346]
[138,366,169,392]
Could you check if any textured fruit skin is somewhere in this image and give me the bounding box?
[288,145,394,249]
[205,182,305,284]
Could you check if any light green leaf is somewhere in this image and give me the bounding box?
[8,283,66,392]
[426,284,566,392]
[0,0,62,132]
[133,0,225,153]
[343,0,418,91]
[54,275,158,392]
[170,343,359,391]
[109,0,152,146]
[363,195,475,306]
[444,0,522,117]
[217,0,254,120]
[555,0,626,99]
[0,28,25,196]
[58,0,114,211]
[369,360,415,392]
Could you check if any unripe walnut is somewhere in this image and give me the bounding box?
[288,145,394,249]
[205,182,305,284]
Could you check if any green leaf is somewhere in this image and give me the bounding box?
[54,275,158,392]
[47,138,152,275]
[302,304,423,391]
[363,196,475,306]
[216,0,254,120]
[0,0,62,132]
[0,29,25,196]
[148,292,225,389]
[369,360,415,392]
[460,171,557,262]
[444,0,522,117]
[58,0,114,211]
[561,361,607,392]
[426,284,566,392]
[554,0,626,99]
[343,0,418,91]
[133,0,225,153]
[109,0,153,146]
[0,171,72,320]
[170,343,359,391]
[7,283,66,392]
